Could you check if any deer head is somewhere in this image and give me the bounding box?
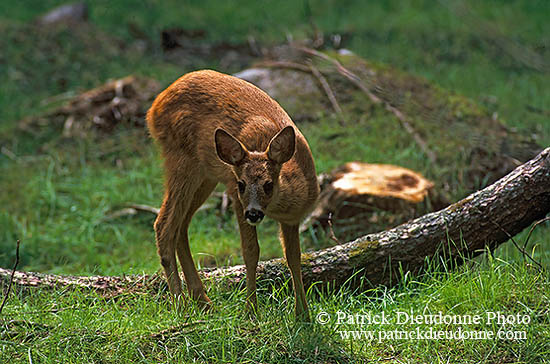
[215,126,296,225]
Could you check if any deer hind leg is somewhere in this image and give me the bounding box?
[280,223,310,322]
[231,191,259,314]
[155,189,188,302]
[154,164,204,305]
[175,179,217,307]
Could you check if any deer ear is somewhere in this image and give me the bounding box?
[215,129,246,165]
[267,126,295,164]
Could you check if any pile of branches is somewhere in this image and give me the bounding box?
[19,76,160,137]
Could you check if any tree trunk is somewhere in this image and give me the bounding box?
[300,162,437,240]
[2,148,549,294]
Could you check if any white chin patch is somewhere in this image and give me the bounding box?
[246,219,262,226]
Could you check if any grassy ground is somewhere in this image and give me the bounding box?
[1,255,548,363]
[1,0,549,362]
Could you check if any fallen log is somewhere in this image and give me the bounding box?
[2,148,549,294]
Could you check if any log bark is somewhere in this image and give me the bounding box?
[2,148,549,294]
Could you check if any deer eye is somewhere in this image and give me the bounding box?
[263,181,273,195]
[237,180,246,193]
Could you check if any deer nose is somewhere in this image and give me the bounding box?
[245,209,264,225]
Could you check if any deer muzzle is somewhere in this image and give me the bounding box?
[244,208,264,225]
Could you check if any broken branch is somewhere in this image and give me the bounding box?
[298,46,437,163]
[307,60,344,116]
[0,240,21,315]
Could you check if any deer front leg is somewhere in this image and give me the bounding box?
[232,192,260,315]
[280,223,310,322]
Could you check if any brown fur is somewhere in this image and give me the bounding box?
[146,69,319,320]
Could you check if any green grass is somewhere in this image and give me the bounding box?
[1,256,548,363]
[0,0,549,362]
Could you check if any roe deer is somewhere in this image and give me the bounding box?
[146,70,319,320]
